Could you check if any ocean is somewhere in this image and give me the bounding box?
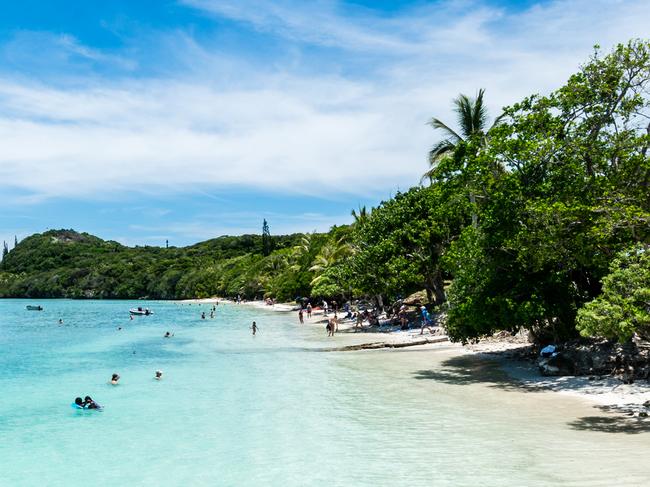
[1,299,649,486]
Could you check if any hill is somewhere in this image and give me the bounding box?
[0,229,319,300]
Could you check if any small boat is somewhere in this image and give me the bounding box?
[26,305,43,311]
[129,307,153,316]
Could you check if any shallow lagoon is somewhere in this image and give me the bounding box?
[1,299,649,486]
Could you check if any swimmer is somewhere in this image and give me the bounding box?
[130,314,133,321]
[201,312,206,319]
[74,397,84,408]
[58,318,63,325]
[110,373,120,385]
[251,321,258,336]
[164,331,173,338]
[154,370,163,380]
[117,326,122,330]
[83,396,100,409]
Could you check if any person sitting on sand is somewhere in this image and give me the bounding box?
[110,373,120,385]
[399,305,409,330]
[154,370,163,380]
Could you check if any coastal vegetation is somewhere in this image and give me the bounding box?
[1,40,648,344]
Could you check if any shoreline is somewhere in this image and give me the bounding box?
[224,299,650,420]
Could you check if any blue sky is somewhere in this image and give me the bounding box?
[1,0,648,247]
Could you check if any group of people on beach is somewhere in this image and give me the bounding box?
[294,298,439,337]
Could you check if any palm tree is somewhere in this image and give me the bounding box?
[309,237,352,285]
[350,205,369,225]
[422,88,502,182]
[422,89,503,227]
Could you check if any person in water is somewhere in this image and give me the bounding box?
[83,396,100,409]
[58,318,63,325]
[154,370,163,380]
[201,312,206,319]
[251,321,258,335]
[164,331,173,338]
[74,397,84,408]
[298,309,304,324]
[110,373,120,385]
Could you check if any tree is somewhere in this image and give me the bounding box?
[422,89,503,228]
[422,88,502,180]
[444,40,650,343]
[2,241,7,260]
[14,236,18,248]
[262,219,272,256]
[576,244,650,342]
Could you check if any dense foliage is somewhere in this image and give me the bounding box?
[576,244,650,342]
[0,229,325,300]
[2,41,648,344]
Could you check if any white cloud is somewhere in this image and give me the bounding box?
[0,0,649,203]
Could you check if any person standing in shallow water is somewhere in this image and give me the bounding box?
[306,303,312,318]
[298,309,304,324]
[251,321,259,335]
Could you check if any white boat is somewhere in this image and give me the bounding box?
[129,307,153,316]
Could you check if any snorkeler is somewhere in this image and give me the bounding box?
[110,373,120,385]
[154,370,163,380]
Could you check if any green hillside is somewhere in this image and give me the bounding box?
[0,229,322,300]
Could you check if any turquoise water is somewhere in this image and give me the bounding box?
[1,299,649,486]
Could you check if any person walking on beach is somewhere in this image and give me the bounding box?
[419,306,435,335]
[298,309,304,324]
[323,300,329,316]
[306,303,312,318]
[251,321,259,336]
[326,318,333,337]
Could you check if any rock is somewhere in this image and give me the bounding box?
[643,400,650,408]
[639,411,648,418]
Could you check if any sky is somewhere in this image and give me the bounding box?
[1,0,648,247]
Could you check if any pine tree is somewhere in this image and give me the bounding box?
[2,241,8,260]
[262,219,272,256]
[14,235,18,248]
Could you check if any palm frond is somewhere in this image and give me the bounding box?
[428,118,462,142]
[472,88,489,134]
